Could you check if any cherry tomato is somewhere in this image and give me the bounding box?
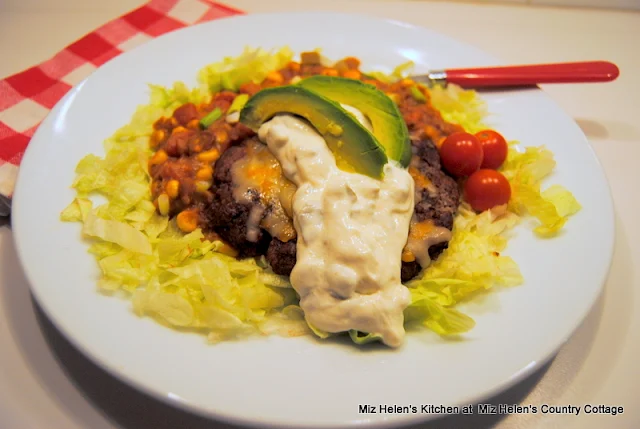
[464,169,511,212]
[475,129,508,169]
[439,132,484,177]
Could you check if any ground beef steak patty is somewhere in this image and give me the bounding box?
[266,238,297,275]
[204,132,460,282]
[400,134,461,281]
[203,141,272,258]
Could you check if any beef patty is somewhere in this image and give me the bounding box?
[203,133,460,282]
[400,135,460,281]
[203,140,272,257]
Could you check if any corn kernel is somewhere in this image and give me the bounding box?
[172,126,187,135]
[165,180,180,198]
[423,125,437,136]
[267,71,284,84]
[214,129,228,144]
[344,57,361,69]
[176,210,198,233]
[195,180,212,193]
[328,123,343,137]
[321,69,339,77]
[387,93,401,104]
[334,60,349,72]
[196,166,213,181]
[342,69,361,80]
[186,119,200,129]
[149,149,168,166]
[150,129,166,148]
[197,149,220,163]
[288,62,301,73]
[218,243,238,257]
[157,193,170,216]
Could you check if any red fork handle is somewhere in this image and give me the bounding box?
[443,61,620,88]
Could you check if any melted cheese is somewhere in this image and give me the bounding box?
[403,219,452,267]
[230,140,297,242]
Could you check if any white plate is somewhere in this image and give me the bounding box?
[12,12,614,428]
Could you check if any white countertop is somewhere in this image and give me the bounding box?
[1,1,639,428]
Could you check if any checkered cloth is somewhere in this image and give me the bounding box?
[0,0,243,216]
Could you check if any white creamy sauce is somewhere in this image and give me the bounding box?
[257,111,415,348]
[341,104,373,133]
[226,111,240,124]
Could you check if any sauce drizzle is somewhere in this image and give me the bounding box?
[258,114,415,347]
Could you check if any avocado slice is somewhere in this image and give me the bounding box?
[239,86,388,179]
[297,76,412,167]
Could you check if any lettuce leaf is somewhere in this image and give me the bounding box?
[308,323,331,339]
[60,198,93,222]
[132,290,194,327]
[349,330,383,345]
[501,146,580,237]
[405,205,523,335]
[406,297,476,336]
[61,57,299,342]
[365,60,415,83]
[83,211,152,255]
[542,184,582,218]
[428,85,489,134]
[198,46,294,93]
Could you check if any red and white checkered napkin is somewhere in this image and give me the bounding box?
[0,0,243,216]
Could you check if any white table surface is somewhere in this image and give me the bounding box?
[1,1,639,428]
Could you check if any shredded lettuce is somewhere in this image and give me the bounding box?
[349,330,383,345]
[542,184,582,218]
[149,81,207,110]
[500,146,581,237]
[61,52,299,342]
[428,85,489,134]
[308,323,331,339]
[61,47,581,344]
[83,211,152,255]
[366,61,415,83]
[405,205,523,335]
[60,198,92,222]
[406,298,476,336]
[198,46,293,93]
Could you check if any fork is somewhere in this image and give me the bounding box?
[411,61,619,88]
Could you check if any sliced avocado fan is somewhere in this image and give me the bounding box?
[239,85,388,179]
[297,75,412,167]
